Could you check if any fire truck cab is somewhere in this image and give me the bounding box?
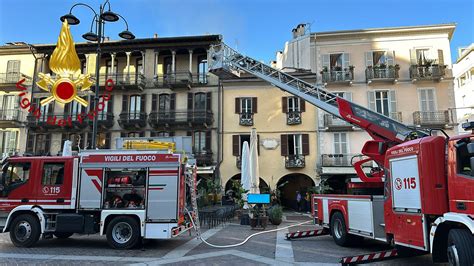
[0,150,190,249]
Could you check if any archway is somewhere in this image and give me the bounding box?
[224,174,269,195]
[276,173,315,210]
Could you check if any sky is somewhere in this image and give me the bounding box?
[0,0,473,63]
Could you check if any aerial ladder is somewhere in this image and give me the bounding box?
[208,43,428,182]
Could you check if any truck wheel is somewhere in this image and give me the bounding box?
[330,212,357,247]
[447,229,474,266]
[9,214,41,247]
[106,216,140,249]
[54,232,74,239]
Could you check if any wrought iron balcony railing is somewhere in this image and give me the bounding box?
[365,67,399,83]
[321,70,353,84]
[88,113,114,129]
[321,153,372,167]
[0,109,23,122]
[0,73,32,87]
[239,112,253,126]
[148,110,214,128]
[97,73,146,90]
[287,111,302,125]
[285,155,305,168]
[409,65,446,81]
[154,71,193,89]
[413,111,450,127]
[118,112,147,128]
[194,150,213,166]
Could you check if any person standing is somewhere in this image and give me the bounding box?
[305,192,311,213]
[296,191,302,212]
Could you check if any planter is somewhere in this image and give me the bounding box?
[270,217,282,225]
[250,218,258,229]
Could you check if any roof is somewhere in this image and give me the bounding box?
[312,23,456,40]
[456,43,474,63]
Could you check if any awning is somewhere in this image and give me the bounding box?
[197,166,215,174]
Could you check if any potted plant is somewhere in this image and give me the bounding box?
[249,206,259,229]
[259,210,269,229]
[269,205,283,225]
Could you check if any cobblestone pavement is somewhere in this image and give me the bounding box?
[0,212,435,265]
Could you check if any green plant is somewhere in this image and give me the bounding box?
[379,63,387,69]
[309,180,333,195]
[231,180,248,208]
[269,205,283,221]
[348,65,355,71]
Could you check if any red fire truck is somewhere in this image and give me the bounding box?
[0,149,193,249]
[208,43,474,265]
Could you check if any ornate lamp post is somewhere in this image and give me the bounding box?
[60,0,135,149]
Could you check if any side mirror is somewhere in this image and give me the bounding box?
[467,143,474,155]
[378,142,387,155]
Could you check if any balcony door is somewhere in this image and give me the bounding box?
[198,55,208,84]
[129,95,141,119]
[418,88,437,122]
[1,95,19,120]
[334,133,348,166]
[6,60,20,82]
[106,59,118,81]
[0,131,18,157]
[135,58,143,82]
[368,90,396,118]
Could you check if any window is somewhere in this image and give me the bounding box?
[241,98,252,113]
[193,131,207,154]
[194,93,206,110]
[136,58,143,75]
[69,101,82,120]
[35,134,51,155]
[1,95,18,112]
[96,132,110,149]
[81,60,87,74]
[456,139,473,177]
[62,133,84,151]
[280,134,309,156]
[419,88,436,112]
[97,96,109,120]
[129,95,141,119]
[106,59,118,77]
[163,56,172,74]
[365,51,394,67]
[6,60,20,82]
[42,163,65,185]
[288,134,302,155]
[232,134,259,156]
[334,133,349,165]
[0,131,18,157]
[375,91,390,116]
[198,56,208,83]
[151,131,173,137]
[39,97,50,121]
[128,132,142,138]
[416,49,430,65]
[159,94,171,111]
[368,90,396,117]
[322,53,350,71]
[288,97,300,112]
[4,162,30,187]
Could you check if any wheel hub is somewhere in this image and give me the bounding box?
[15,221,32,242]
[447,245,460,266]
[112,222,132,244]
[334,219,343,239]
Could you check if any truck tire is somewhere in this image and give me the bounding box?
[447,229,474,266]
[106,216,140,249]
[9,214,41,248]
[330,212,360,247]
[54,232,74,239]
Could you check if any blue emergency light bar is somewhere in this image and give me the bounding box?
[247,194,270,204]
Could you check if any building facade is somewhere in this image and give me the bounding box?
[453,43,474,132]
[9,35,221,177]
[219,74,319,208]
[278,23,457,192]
[0,43,35,157]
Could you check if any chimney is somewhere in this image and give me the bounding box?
[296,24,306,37]
[153,33,158,38]
[291,28,297,39]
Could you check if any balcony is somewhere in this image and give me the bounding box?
[118,112,147,129]
[63,113,88,129]
[413,111,450,128]
[323,114,353,131]
[0,73,32,91]
[287,111,302,125]
[285,155,305,169]
[98,73,146,90]
[154,71,193,89]
[0,109,24,127]
[26,113,70,130]
[194,73,209,86]
[409,65,446,82]
[194,151,213,166]
[321,154,370,167]
[239,112,253,126]
[365,66,399,84]
[321,70,353,85]
[148,110,213,129]
[88,113,114,129]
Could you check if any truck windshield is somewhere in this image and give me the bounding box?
[4,162,31,187]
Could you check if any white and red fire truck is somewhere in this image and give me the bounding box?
[0,149,193,249]
[208,43,474,265]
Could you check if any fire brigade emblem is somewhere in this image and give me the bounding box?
[36,21,93,107]
[394,178,402,190]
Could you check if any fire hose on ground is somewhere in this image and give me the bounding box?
[185,208,312,248]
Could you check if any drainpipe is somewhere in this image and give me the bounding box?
[216,78,223,186]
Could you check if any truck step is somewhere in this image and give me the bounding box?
[285,229,328,240]
[340,249,398,265]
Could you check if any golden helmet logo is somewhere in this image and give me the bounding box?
[36,21,93,107]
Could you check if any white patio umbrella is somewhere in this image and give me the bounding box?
[249,128,260,194]
[241,141,251,209]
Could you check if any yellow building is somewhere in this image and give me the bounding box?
[0,42,35,157]
[219,73,319,209]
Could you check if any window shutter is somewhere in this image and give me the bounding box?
[151,94,157,111]
[300,98,305,112]
[389,90,397,113]
[170,93,176,110]
[387,50,394,65]
[280,134,288,156]
[122,95,128,112]
[410,49,417,65]
[206,92,212,111]
[367,91,376,111]
[252,97,257,113]
[365,52,373,67]
[282,97,288,113]
[235,98,240,113]
[302,134,309,155]
[205,131,211,151]
[140,95,146,112]
[437,49,444,65]
[187,93,193,110]
[322,54,330,69]
[343,53,350,69]
[105,133,111,148]
[107,95,113,113]
[232,135,240,156]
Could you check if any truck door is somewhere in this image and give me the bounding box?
[147,167,179,221]
[449,137,474,214]
[34,159,73,208]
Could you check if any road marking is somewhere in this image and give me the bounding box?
[162,225,225,259]
[275,224,294,263]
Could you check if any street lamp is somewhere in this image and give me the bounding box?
[60,0,135,149]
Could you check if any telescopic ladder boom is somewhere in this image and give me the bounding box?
[208,43,427,143]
